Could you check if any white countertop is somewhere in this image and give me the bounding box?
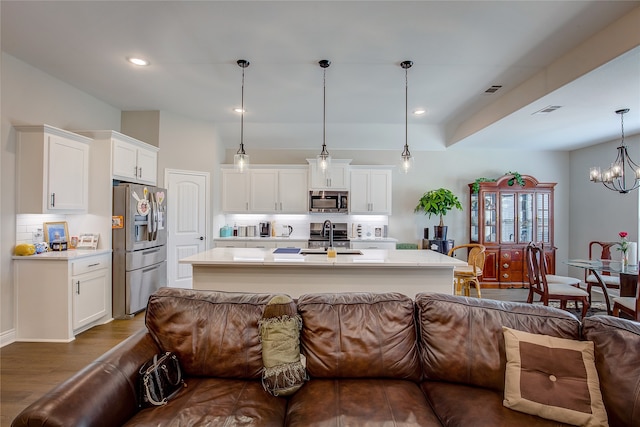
[180,247,465,268]
[12,249,112,261]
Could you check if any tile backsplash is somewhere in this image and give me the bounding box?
[16,214,67,245]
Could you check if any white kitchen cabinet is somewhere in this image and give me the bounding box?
[111,135,158,184]
[16,125,91,214]
[71,255,110,330]
[215,240,247,248]
[246,241,277,249]
[222,169,251,212]
[352,241,396,250]
[250,168,308,213]
[14,251,112,342]
[276,240,308,248]
[307,159,351,190]
[350,168,392,214]
[223,167,307,213]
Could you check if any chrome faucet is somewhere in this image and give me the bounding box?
[323,220,334,249]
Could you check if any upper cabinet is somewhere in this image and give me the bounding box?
[307,159,350,190]
[223,166,308,213]
[222,169,251,212]
[349,168,392,214]
[469,174,556,287]
[16,125,91,213]
[78,130,158,185]
[112,134,158,184]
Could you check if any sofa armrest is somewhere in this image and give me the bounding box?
[12,329,160,427]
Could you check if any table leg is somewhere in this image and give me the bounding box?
[587,269,612,315]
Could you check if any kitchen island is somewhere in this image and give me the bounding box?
[180,247,466,298]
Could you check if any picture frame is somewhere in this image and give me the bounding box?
[44,221,69,244]
[76,233,100,250]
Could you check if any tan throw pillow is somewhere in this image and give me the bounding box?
[258,295,308,397]
[502,327,608,427]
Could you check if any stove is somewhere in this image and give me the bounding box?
[308,222,350,249]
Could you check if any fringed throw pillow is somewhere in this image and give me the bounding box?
[258,295,308,396]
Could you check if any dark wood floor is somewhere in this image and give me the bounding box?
[0,288,597,425]
[1,313,145,426]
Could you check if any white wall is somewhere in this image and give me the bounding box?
[1,53,121,339]
[568,134,640,277]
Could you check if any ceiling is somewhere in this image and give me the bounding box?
[2,1,639,152]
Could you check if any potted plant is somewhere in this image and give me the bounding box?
[414,188,463,240]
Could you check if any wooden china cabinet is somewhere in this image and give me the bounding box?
[469,175,556,288]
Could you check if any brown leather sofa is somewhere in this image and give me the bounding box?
[12,288,640,427]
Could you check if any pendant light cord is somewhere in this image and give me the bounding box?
[239,64,245,155]
[322,66,326,151]
[404,65,409,154]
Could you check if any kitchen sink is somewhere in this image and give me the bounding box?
[300,249,363,255]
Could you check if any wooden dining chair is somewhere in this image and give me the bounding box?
[525,242,590,318]
[447,244,486,298]
[612,274,640,321]
[586,241,620,303]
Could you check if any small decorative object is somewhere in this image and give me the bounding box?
[77,233,100,250]
[34,242,48,254]
[44,221,69,246]
[617,231,629,265]
[414,188,463,240]
[14,243,36,256]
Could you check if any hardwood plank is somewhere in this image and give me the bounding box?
[0,313,145,426]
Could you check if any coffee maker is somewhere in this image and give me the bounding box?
[259,222,271,237]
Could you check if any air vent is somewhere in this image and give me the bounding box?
[533,105,563,115]
[484,85,502,94]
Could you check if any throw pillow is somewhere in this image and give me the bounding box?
[502,327,608,427]
[258,295,308,396]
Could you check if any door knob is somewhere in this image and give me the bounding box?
[197,236,204,241]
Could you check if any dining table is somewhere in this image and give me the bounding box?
[565,259,638,315]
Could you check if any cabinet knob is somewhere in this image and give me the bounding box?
[514,251,520,255]
[76,280,81,294]
[503,263,509,269]
[503,273,509,279]
[51,193,56,207]
[503,253,509,258]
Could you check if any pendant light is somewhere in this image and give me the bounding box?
[234,59,250,172]
[589,108,640,193]
[317,59,331,174]
[400,60,414,173]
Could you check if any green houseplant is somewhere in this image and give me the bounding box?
[415,188,463,240]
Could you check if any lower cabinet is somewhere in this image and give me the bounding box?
[15,252,111,342]
[71,256,110,330]
[214,240,308,249]
[481,246,555,288]
[351,241,396,250]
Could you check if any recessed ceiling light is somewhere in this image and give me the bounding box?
[413,109,426,115]
[233,108,245,113]
[127,57,149,66]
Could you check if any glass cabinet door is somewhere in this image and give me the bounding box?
[518,193,533,243]
[500,193,515,243]
[483,193,497,243]
[470,193,479,242]
[536,192,551,243]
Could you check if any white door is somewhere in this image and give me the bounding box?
[166,169,209,289]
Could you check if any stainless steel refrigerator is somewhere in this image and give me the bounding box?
[112,183,167,318]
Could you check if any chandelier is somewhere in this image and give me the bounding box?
[589,108,639,194]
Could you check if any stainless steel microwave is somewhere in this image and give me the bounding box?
[309,191,348,213]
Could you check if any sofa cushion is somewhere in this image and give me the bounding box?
[502,327,608,427]
[421,381,575,427]
[145,288,281,379]
[124,378,287,426]
[415,293,581,391]
[297,292,422,380]
[286,379,442,426]
[583,315,640,427]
